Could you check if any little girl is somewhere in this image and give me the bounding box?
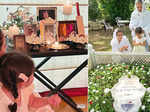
[0,52,61,112]
[111,28,132,53]
[132,27,146,53]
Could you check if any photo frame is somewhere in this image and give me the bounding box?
[14,34,27,52]
[58,21,78,40]
[43,23,56,40]
[37,7,57,21]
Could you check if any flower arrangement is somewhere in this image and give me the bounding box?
[3,6,34,30]
[88,63,150,112]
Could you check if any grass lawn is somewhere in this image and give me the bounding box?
[89,25,133,51]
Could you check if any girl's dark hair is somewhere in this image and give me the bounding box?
[135,27,143,34]
[0,52,35,112]
[0,29,4,50]
[137,0,143,4]
[116,29,123,35]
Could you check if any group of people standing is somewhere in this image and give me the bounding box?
[111,0,150,53]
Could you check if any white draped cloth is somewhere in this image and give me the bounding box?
[111,29,132,53]
[129,0,150,44]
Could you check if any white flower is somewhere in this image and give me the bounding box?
[126,70,128,72]
[102,77,105,79]
[89,82,92,85]
[144,83,147,86]
[96,90,99,93]
[100,67,104,69]
[104,88,110,94]
[93,89,96,92]
[141,105,145,110]
[92,73,95,75]
[94,83,97,86]
[102,101,106,104]
[107,64,110,66]
[97,65,100,69]
[128,72,131,74]
[90,109,95,112]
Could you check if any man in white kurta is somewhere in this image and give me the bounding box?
[129,0,150,51]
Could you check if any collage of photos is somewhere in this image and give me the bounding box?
[89,0,150,112]
[0,0,150,112]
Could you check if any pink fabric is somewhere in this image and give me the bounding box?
[29,93,61,108]
[0,75,61,112]
[48,94,61,107]
[66,24,74,37]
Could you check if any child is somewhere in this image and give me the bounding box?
[132,27,146,53]
[111,28,132,53]
[0,52,61,112]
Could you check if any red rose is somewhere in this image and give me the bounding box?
[110,67,113,71]
[89,101,93,105]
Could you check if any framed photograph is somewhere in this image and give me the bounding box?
[37,7,57,21]
[58,21,78,41]
[43,23,55,39]
[14,34,27,52]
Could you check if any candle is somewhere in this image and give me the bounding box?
[56,21,59,41]
[54,42,59,46]
[40,21,44,42]
[63,5,73,15]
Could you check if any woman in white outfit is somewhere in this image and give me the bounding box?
[129,0,150,51]
[111,28,132,53]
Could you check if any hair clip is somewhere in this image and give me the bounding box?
[19,73,28,82]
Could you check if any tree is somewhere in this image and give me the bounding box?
[89,0,101,21]
[89,0,135,25]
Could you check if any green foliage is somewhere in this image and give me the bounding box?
[89,0,135,25]
[88,63,150,112]
[89,0,101,21]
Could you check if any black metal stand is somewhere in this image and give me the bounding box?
[34,56,88,112]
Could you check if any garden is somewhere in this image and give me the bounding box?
[88,63,150,112]
[88,0,150,51]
